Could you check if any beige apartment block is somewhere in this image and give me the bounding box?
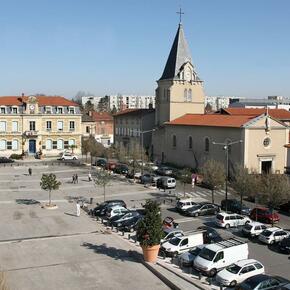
[0,95,82,157]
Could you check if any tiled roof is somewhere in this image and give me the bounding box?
[0,96,79,106]
[113,108,155,117]
[166,114,256,128]
[221,108,290,119]
[91,111,113,121]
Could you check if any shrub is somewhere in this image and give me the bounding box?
[9,153,22,160]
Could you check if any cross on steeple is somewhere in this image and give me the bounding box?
[176,7,184,24]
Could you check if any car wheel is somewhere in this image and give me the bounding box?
[270,240,274,245]
[230,280,237,287]
[173,251,179,257]
[73,157,76,160]
[213,210,218,215]
[225,224,230,229]
[209,268,217,277]
[129,227,134,233]
[245,220,250,225]
[194,212,199,217]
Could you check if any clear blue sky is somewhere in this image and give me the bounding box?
[1,0,290,99]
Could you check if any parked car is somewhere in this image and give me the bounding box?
[162,216,179,230]
[221,199,251,215]
[113,164,129,175]
[215,213,251,229]
[250,207,280,224]
[280,201,290,213]
[178,245,205,267]
[186,202,220,217]
[118,215,143,232]
[161,230,204,257]
[105,161,117,171]
[157,177,176,190]
[176,198,197,213]
[242,222,268,238]
[140,173,160,184]
[278,236,290,254]
[161,228,184,244]
[258,227,289,245]
[91,200,126,217]
[0,157,14,163]
[235,274,290,290]
[156,166,173,176]
[145,162,159,171]
[197,226,223,244]
[59,152,78,160]
[106,205,129,219]
[194,238,248,277]
[95,158,107,168]
[216,259,265,287]
[112,211,141,227]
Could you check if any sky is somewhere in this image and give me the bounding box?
[0,0,290,99]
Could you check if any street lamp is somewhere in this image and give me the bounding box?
[140,129,155,175]
[212,139,243,212]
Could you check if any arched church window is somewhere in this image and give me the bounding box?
[205,137,210,152]
[184,89,187,102]
[189,136,193,149]
[188,89,192,102]
[172,135,177,148]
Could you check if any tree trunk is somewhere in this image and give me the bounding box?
[240,192,243,213]
[103,185,106,202]
[86,153,88,163]
[211,189,214,204]
[49,190,51,206]
[183,182,186,197]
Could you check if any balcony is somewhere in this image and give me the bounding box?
[24,130,38,137]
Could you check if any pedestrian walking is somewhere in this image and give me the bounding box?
[28,168,32,176]
[75,174,78,183]
[72,174,75,184]
[76,201,81,217]
[88,172,92,182]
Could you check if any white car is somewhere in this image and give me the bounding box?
[258,227,289,245]
[60,152,78,160]
[176,198,197,213]
[216,259,265,287]
[106,205,128,219]
[215,212,251,229]
[242,222,267,238]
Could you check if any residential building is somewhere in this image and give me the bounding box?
[0,95,82,157]
[82,111,114,147]
[114,109,155,153]
[205,96,241,111]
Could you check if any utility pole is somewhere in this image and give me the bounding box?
[212,140,243,212]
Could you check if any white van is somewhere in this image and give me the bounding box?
[194,238,248,277]
[176,198,197,213]
[160,230,204,256]
[157,177,176,190]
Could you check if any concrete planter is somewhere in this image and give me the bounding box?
[141,244,160,263]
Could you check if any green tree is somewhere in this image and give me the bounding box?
[94,169,112,201]
[84,100,94,112]
[40,174,61,207]
[136,200,163,247]
[179,168,192,196]
[69,144,77,154]
[259,173,290,226]
[200,159,225,204]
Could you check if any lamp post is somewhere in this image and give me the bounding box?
[140,129,155,175]
[212,139,243,212]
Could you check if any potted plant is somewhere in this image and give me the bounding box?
[136,200,163,262]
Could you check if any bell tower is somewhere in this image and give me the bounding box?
[155,21,205,126]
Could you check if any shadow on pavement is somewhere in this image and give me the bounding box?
[15,199,40,205]
[82,242,143,263]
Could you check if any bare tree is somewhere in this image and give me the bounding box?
[81,138,90,162]
[200,160,225,204]
[179,168,192,196]
[94,169,112,201]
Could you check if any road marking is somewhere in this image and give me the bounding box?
[196,191,207,197]
[174,217,195,223]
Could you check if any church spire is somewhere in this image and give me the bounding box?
[159,23,193,81]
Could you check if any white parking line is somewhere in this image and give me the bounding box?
[196,191,207,197]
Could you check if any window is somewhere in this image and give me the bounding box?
[172,135,177,148]
[64,141,69,149]
[57,139,64,150]
[180,238,188,247]
[52,141,57,149]
[7,141,12,150]
[0,140,6,150]
[57,121,63,131]
[205,137,210,152]
[188,89,192,102]
[68,139,75,146]
[57,107,63,114]
[45,106,52,114]
[46,121,52,131]
[12,140,18,150]
[0,121,6,132]
[12,121,18,132]
[69,107,75,114]
[255,263,263,270]
[46,139,52,150]
[189,136,192,149]
[214,251,224,262]
[29,121,36,131]
[184,89,187,102]
[101,128,105,135]
[263,137,271,148]
[0,107,6,114]
[86,126,90,133]
[12,107,18,114]
[69,121,75,131]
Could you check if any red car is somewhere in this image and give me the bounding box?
[250,207,280,224]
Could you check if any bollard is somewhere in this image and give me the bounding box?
[90,197,93,204]
[163,199,166,204]
[198,272,202,280]
[101,218,103,224]
[134,235,137,243]
[96,216,99,221]
[122,231,124,236]
[208,277,212,285]
[128,234,131,240]
[219,285,223,290]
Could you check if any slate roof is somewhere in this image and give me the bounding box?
[160,24,193,80]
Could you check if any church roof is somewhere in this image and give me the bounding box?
[220,108,290,120]
[160,24,192,80]
[166,114,256,128]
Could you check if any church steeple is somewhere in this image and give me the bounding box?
[160,23,193,81]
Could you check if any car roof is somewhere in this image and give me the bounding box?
[163,228,183,234]
[234,259,261,267]
[253,207,268,210]
[178,198,195,202]
[218,212,241,216]
[244,274,272,284]
[248,221,266,226]
[263,227,282,232]
[108,205,126,210]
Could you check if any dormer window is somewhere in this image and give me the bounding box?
[0,107,6,114]
[69,107,75,114]
[12,107,18,114]
[57,107,63,114]
[46,106,52,114]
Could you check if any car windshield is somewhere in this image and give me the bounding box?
[189,205,201,210]
[169,237,181,246]
[262,210,272,215]
[261,230,272,237]
[216,214,224,221]
[244,224,253,231]
[190,247,202,256]
[226,264,242,274]
[198,248,216,261]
